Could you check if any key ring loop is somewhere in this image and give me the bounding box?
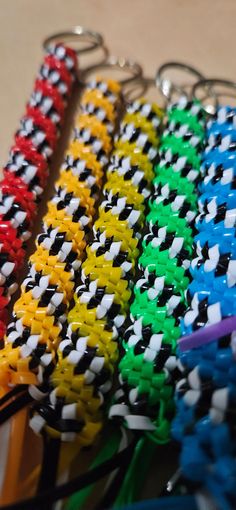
[81,55,143,86]
[192,78,236,115]
[123,76,165,105]
[43,26,104,54]
[155,61,205,101]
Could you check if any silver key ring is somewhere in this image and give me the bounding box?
[43,26,104,54]
[123,76,165,105]
[156,61,205,101]
[192,78,236,115]
[81,55,143,86]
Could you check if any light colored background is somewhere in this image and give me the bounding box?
[0,0,235,167]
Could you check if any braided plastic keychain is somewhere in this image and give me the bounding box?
[103,63,210,507]
[172,79,236,510]
[0,27,106,348]
[0,57,142,505]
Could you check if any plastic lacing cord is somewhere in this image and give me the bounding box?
[172,106,236,510]
[103,98,206,507]
[65,427,122,510]
[111,495,199,510]
[0,43,78,343]
[28,98,163,456]
[0,436,137,510]
[0,77,121,393]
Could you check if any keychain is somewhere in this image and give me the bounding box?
[0,27,106,346]
[172,79,236,510]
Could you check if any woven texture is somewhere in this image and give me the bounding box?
[173,106,236,510]
[0,43,78,340]
[109,98,206,442]
[0,79,121,397]
[30,98,164,444]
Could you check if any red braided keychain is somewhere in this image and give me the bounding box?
[0,42,78,341]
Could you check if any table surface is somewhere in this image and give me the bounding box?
[0,0,235,168]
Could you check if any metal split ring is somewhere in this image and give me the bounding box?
[156,61,205,101]
[81,55,143,86]
[43,26,104,54]
[192,78,236,115]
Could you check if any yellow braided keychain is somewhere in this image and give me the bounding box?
[81,90,116,122]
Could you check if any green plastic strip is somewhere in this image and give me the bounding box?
[65,429,121,510]
[114,437,156,507]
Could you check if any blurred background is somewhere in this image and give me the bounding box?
[0,0,235,166]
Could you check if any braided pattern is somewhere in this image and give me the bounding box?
[0,78,121,390]
[109,98,206,442]
[173,107,236,509]
[0,44,77,340]
[29,99,163,444]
